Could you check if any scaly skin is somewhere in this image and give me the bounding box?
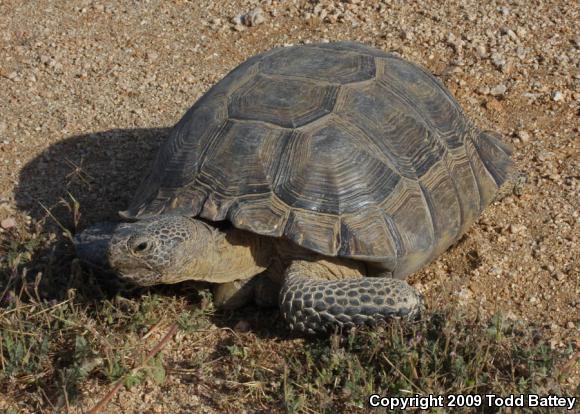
[279,261,423,333]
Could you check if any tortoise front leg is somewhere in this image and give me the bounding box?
[279,260,423,333]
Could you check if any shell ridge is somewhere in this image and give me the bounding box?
[418,183,437,257]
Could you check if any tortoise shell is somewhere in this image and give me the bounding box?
[122,41,513,278]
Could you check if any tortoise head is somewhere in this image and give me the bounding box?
[75,215,270,286]
[75,215,228,286]
[106,215,222,286]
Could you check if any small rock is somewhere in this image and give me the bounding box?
[553,272,566,281]
[400,29,413,41]
[551,91,564,102]
[231,14,243,25]
[490,84,507,96]
[1,217,16,229]
[501,27,518,42]
[477,86,490,95]
[498,6,510,16]
[475,44,487,58]
[508,223,526,234]
[243,7,265,27]
[516,130,530,143]
[566,321,575,329]
[207,17,222,30]
[446,33,464,52]
[491,53,506,69]
[145,51,159,61]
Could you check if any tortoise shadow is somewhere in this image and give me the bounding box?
[10,127,168,302]
[15,127,169,231]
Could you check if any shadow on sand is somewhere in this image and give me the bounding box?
[15,127,170,231]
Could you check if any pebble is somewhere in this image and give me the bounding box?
[517,130,530,143]
[243,7,265,27]
[553,272,566,282]
[490,84,507,96]
[145,52,159,61]
[551,91,564,102]
[508,223,526,234]
[475,44,487,58]
[446,33,464,53]
[491,53,506,70]
[1,217,16,229]
[478,86,490,95]
[501,27,518,42]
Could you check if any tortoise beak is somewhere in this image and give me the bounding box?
[74,222,120,269]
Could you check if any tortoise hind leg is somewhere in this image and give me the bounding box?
[279,259,423,333]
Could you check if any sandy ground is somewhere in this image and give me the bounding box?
[0,0,578,412]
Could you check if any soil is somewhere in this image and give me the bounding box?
[0,0,578,412]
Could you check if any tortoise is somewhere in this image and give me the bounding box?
[75,41,516,333]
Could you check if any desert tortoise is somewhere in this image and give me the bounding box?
[75,41,515,333]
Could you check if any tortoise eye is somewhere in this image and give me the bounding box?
[129,237,152,254]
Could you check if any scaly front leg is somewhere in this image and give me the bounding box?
[279,260,423,333]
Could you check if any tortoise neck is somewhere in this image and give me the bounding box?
[211,228,272,281]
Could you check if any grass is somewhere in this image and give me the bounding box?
[0,213,577,413]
